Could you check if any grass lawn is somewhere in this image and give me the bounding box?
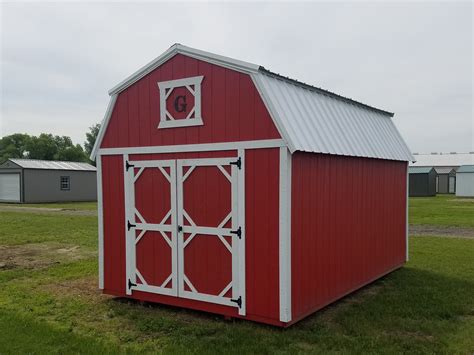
[0,197,473,353]
[410,194,474,227]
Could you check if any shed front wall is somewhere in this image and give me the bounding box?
[100,148,282,325]
[437,174,450,194]
[100,54,281,150]
[456,173,474,197]
[23,169,97,203]
[290,152,407,323]
[0,169,23,202]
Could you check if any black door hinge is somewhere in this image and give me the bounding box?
[231,296,242,308]
[230,226,242,239]
[128,279,137,289]
[230,157,241,170]
[125,160,135,171]
[127,220,136,231]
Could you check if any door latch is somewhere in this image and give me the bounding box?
[127,220,136,231]
[177,225,183,232]
[230,157,241,170]
[230,226,242,239]
[231,296,242,308]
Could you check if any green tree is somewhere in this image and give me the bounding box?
[1,133,87,162]
[26,134,58,160]
[84,123,101,159]
[0,133,31,162]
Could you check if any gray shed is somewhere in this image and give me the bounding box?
[435,167,456,194]
[455,165,474,197]
[408,167,436,197]
[0,159,97,203]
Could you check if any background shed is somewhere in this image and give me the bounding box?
[435,167,456,194]
[408,167,436,196]
[455,165,474,197]
[0,159,97,203]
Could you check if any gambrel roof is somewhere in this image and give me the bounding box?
[92,44,414,162]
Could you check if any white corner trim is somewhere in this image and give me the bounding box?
[96,139,286,156]
[90,94,118,161]
[237,149,246,316]
[97,156,104,289]
[108,44,259,96]
[251,73,295,154]
[279,146,292,322]
[406,163,409,262]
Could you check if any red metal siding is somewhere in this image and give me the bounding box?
[100,54,281,149]
[290,152,407,323]
[101,149,281,325]
[101,155,126,293]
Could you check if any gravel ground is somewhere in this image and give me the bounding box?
[409,225,474,239]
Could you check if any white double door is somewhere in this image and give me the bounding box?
[123,155,245,315]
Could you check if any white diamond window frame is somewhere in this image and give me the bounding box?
[157,76,204,129]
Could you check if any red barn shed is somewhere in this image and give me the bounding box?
[91,44,414,327]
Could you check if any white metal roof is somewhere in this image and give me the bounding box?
[253,71,413,161]
[410,153,474,167]
[9,159,96,171]
[92,44,414,162]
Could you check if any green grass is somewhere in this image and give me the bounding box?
[0,211,97,248]
[409,194,474,227]
[0,199,473,353]
[0,201,97,210]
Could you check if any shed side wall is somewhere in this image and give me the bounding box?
[100,54,281,150]
[23,170,97,203]
[290,152,407,322]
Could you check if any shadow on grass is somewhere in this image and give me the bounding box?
[96,266,473,352]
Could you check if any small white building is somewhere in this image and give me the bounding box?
[455,165,474,197]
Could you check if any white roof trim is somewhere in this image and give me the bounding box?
[108,44,260,96]
[251,73,294,153]
[90,94,117,160]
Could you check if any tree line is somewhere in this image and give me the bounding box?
[0,124,100,164]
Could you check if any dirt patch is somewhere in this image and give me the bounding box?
[44,276,109,303]
[0,243,95,270]
[409,225,474,239]
[0,205,96,216]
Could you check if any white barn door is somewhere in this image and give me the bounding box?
[176,157,245,315]
[124,158,178,297]
[123,154,245,315]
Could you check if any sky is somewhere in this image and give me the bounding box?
[1,1,472,153]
